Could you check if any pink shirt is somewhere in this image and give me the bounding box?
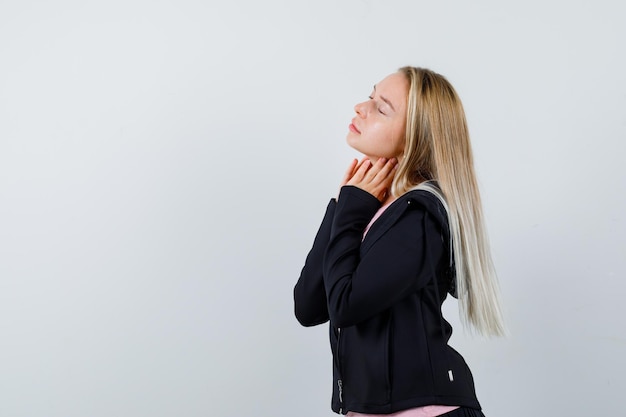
[347,406,459,417]
[362,200,394,239]
[354,201,460,417]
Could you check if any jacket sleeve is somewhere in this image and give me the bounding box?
[323,186,444,328]
[293,199,337,327]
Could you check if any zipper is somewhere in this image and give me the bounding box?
[424,211,456,385]
[338,379,343,414]
[337,327,344,413]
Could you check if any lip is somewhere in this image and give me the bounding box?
[349,121,361,134]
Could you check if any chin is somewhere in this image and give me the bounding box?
[345,135,361,152]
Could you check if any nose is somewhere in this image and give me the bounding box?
[354,101,367,117]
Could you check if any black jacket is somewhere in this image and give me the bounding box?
[294,186,481,414]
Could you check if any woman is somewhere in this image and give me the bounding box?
[294,67,505,416]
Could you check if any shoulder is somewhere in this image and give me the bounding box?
[400,188,448,222]
[390,188,450,239]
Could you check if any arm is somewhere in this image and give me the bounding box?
[293,158,367,326]
[323,186,444,328]
[293,199,336,326]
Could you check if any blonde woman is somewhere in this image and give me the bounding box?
[294,67,504,416]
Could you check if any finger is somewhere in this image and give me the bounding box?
[340,158,358,185]
[366,160,397,200]
[370,158,397,184]
[362,157,388,182]
[377,158,398,181]
[381,164,398,189]
[347,158,371,184]
[348,157,369,179]
[353,157,369,173]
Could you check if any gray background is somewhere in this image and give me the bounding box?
[1,1,624,416]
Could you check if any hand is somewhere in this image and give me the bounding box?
[342,157,398,202]
[337,157,365,199]
[339,158,363,187]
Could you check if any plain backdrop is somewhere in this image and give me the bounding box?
[1,1,625,416]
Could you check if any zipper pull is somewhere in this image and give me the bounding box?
[338,379,343,402]
[338,378,343,413]
[337,328,343,413]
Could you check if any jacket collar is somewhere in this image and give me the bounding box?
[360,188,450,256]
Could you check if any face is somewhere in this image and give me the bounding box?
[347,72,408,161]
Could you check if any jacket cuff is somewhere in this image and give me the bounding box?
[336,186,381,221]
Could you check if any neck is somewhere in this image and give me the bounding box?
[381,194,396,206]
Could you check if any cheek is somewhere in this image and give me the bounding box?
[388,123,405,153]
[372,123,402,152]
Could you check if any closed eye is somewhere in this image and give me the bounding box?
[368,96,387,115]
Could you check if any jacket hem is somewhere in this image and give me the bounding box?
[332,395,481,415]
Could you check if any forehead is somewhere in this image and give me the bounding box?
[375,72,408,109]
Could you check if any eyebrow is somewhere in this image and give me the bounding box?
[373,85,396,112]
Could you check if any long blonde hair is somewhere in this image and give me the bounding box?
[392,66,505,337]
